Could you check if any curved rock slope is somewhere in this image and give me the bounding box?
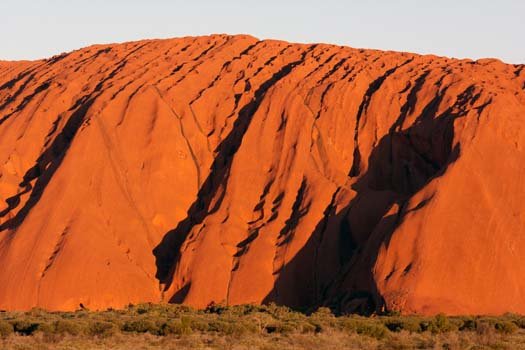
[0,35,524,314]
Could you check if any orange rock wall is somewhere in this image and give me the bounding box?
[0,35,524,314]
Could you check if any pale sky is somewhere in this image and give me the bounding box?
[1,0,523,63]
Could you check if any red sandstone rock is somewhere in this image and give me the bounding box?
[0,35,524,314]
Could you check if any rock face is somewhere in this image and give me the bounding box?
[0,35,524,315]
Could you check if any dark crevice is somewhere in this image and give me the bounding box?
[0,64,42,93]
[311,188,341,302]
[44,52,71,65]
[0,48,140,231]
[317,57,350,86]
[252,45,293,79]
[265,178,310,303]
[514,65,524,78]
[0,96,95,231]
[349,58,414,178]
[152,46,315,292]
[276,178,309,246]
[189,40,262,106]
[247,178,275,226]
[263,79,481,315]
[73,48,112,73]
[173,38,233,85]
[390,70,430,132]
[0,73,37,112]
[330,85,479,314]
[0,80,52,126]
[301,51,338,82]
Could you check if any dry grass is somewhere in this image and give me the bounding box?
[0,304,524,349]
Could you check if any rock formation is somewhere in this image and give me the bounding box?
[0,35,524,315]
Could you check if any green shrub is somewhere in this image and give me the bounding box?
[514,317,525,329]
[136,307,149,315]
[309,307,337,331]
[356,322,388,339]
[384,318,422,333]
[204,302,229,315]
[180,315,208,332]
[265,303,295,319]
[87,321,117,337]
[264,321,297,334]
[0,320,13,338]
[54,319,82,335]
[11,320,39,335]
[27,308,48,318]
[236,319,260,334]
[312,307,334,318]
[35,322,55,335]
[383,310,401,317]
[227,304,267,316]
[160,320,192,335]
[206,319,256,336]
[422,314,457,334]
[339,318,388,339]
[475,321,494,336]
[2,303,525,345]
[243,312,275,333]
[339,318,359,332]
[131,302,179,317]
[494,321,518,334]
[209,320,234,334]
[301,322,319,333]
[458,318,477,331]
[122,319,160,335]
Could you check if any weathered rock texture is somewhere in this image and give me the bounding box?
[0,35,524,315]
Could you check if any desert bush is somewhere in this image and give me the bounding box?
[179,315,208,332]
[26,308,48,318]
[11,320,40,335]
[0,320,13,338]
[384,317,422,333]
[281,320,316,334]
[309,307,337,331]
[494,320,518,334]
[217,304,268,318]
[421,314,457,333]
[239,304,267,315]
[236,318,261,334]
[355,322,388,339]
[301,321,319,333]
[0,303,524,349]
[339,317,360,332]
[264,321,297,334]
[136,307,149,315]
[312,307,334,318]
[339,318,388,339]
[458,317,477,331]
[60,312,78,320]
[128,302,192,318]
[35,322,55,335]
[204,302,230,315]
[54,319,83,335]
[243,312,275,333]
[122,318,161,335]
[474,320,494,336]
[383,309,402,317]
[265,303,296,320]
[207,319,251,336]
[87,321,118,337]
[160,319,193,335]
[513,317,525,329]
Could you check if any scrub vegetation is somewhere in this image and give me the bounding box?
[1,303,524,349]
